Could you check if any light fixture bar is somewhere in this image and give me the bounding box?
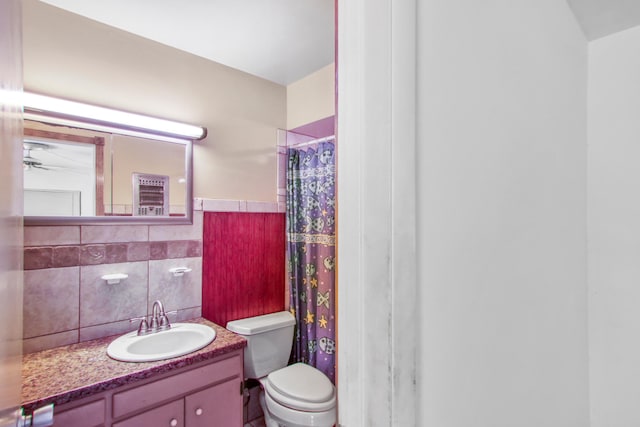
[23,92,207,142]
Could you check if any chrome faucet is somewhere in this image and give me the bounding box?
[131,300,172,336]
[151,300,171,331]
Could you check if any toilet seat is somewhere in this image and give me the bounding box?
[262,363,336,412]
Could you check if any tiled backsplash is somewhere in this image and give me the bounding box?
[24,239,201,269]
[22,211,204,353]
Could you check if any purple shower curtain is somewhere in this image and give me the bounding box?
[286,139,336,382]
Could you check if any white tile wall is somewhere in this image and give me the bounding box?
[23,267,80,338]
[79,261,148,327]
[22,200,279,353]
[200,199,242,212]
[199,198,279,213]
[23,330,79,354]
[149,210,203,241]
[148,257,203,313]
[23,216,208,353]
[82,225,149,244]
[79,319,133,342]
[24,226,80,246]
[193,198,204,211]
[174,306,202,322]
[246,201,279,213]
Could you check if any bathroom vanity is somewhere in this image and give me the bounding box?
[21,318,246,427]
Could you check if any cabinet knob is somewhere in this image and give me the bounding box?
[195,408,203,416]
[170,418,178,427]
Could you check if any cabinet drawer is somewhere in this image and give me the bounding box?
[112,352,242,418]
[185,377,243,427]
[53,399,105,427]
[113,399,184,427]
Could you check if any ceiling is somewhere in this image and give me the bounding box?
[39,0,335,86]
[566,0,640,40]
[37,0,640,86]
[23,140,93,173]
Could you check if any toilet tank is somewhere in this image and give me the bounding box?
[226,311,296,379]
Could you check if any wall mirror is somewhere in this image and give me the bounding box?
[23,119,194,226]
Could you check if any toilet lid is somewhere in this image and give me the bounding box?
[265,363,336,412]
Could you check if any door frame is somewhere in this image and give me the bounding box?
[336,0,418,425]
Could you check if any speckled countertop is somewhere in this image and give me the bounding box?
[22,318,246,413]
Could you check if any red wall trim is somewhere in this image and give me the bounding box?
[202,212,286,326]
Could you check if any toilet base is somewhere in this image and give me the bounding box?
[259,392,283,427]
[259,390,336,427]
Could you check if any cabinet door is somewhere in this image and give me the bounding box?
[185,379,243,427]
[112,353,242,419]
[113,399,184,427]
[53,399,105,427]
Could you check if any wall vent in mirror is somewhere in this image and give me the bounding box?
[133,173,169,216]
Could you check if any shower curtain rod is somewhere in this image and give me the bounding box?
[288,134,335,148]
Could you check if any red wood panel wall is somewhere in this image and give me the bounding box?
[202,212,286,326]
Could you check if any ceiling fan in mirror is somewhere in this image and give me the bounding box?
[23,141,51,171]
[22,140,89,173]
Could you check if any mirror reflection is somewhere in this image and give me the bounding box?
[109,135,186,216]
[23,121,189,221]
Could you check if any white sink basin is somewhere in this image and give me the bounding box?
[107,323,216,362]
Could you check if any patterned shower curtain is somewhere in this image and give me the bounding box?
[286,139,336,383]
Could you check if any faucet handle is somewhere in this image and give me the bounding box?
[130,316,151,336]
[159,310,177,330]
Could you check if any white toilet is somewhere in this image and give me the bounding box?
[226,311,336,427]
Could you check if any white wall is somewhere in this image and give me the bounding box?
[588,24,640,427]
[416,1,589,425]
[337,0,418,425]
[23,0,286,203]
[287,63,335,129]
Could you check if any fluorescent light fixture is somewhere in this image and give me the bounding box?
[23,92,207,143]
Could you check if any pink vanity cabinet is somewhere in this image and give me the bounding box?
[51,349,243,427]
